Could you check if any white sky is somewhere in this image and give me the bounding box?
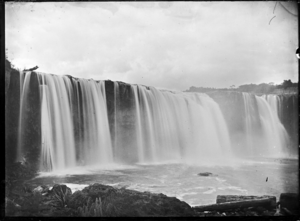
[5,2,298,91]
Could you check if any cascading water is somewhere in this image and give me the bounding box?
[16,72,293,172]
[131,87,233,164]
[242,93,289,157]
[258,95,289,156]
[17,71,32,162]
[38,74,77,171]
[72,79,113,166]
[263,94,281,116]
[242,93,259,156]
[38,73,113,172]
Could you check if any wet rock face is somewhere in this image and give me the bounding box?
[21,72,41,169]
[6,70,21,164]
[68,183,196,217]
[104,80,138,164]
[5,69,41,169]
[104,80,116,139]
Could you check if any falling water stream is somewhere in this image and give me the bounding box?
[17,72,32,162]
[242,93,289,158]
[25,73,239,171]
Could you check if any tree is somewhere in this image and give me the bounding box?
[282,79,293,89]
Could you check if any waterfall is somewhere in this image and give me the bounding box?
[17,71,32,162]
[258,95,289,157]
[242,93,289,157]
[242,93,256,155]
[15,72,293,172]
[74,79,113,166]
[38,74,77,171]
[131,86,233,164]
[40,83,54,170]
[38,73,113,172]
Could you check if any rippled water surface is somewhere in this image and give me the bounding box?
[29,158,298,206]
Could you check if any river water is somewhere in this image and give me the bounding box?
[28,157,298,206]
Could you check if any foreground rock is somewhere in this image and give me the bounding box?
[5,180,299,217]
[216,195,276,206]
[68,183,195,216]
[6,183,196,217]
[194,196,276,212]
[193,194,299,217]
[33,185,51,195]
[279,193,299,215]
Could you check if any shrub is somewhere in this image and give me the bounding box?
[67,190,88,209]
[9,192,45,216]
[50,186,72,208]
[78,197,103,217]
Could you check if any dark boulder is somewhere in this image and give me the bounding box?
[68,183,195,216]
[279,193,299,215]
[198,172,216,177]
[216,195,276,207]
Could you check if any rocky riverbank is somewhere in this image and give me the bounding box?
[5,180,299,217]
[6,182,196,217]
[4,163,299,217]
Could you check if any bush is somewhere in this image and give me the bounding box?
[50,185,72,208]
[6,192,45,216]
[78,197,103,217]
[76,194,118,217]
[67,190,88,209]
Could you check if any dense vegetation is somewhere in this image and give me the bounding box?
[185,81,298,94]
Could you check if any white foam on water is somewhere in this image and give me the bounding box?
[135,160,183,167]
[36,163,138,177]
[215,177,226,183]
[188,201,202,207]
[194,186,207,190]
[218,186,248,194]
[176,192,199,200]
[61,183,89,192]
[105,182,129,188]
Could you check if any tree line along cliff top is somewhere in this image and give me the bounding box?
[185,80,298,95]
